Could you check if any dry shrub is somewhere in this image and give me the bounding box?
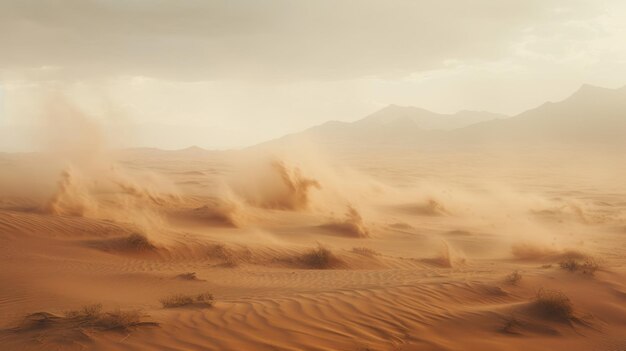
[351,247,379,257]
[65,303,103,319]
[11,306,155,347]
[95,310,142,330]
[504,270,522,285]
[301,245,337,269]
[64,304,146,331]
[160,294,193,308]
[559,257,599,275]
[160,292,214,308]
[196,293,214,303]
[533,289,574,321]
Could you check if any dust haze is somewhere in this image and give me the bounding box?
[1,2,626,351]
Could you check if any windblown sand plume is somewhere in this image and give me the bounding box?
[2,2,626,350]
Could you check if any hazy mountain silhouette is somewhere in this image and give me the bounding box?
[356,105,505,130]
[449,84,626,145]
[263,84,626,149]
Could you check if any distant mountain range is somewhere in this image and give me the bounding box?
[356,105,506,130]
[2,84,625,154]
[263,84,626,149]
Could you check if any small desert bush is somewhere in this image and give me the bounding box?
[533,289,574,320]
[196,293,214,303]
[301,245,335,269]
[559,257,599,275]
[65,304,144,330]
[65,303,103,319]
[160,292,214,308]
[96,310,142,330]
[504,270,522,285]
[351,247,379,257]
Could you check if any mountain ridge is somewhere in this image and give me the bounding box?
[259,84,626,149]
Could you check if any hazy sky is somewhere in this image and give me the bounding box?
[1,0,626,150]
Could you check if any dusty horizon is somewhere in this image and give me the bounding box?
[1,2,625,351]
[2,82,626,153]
[2,0,626,150]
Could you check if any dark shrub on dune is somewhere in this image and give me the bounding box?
[64,304,147,331]
[533,289,574,321]
[301,245,337,269]
[14,304,154,335]
[559,257,599,275]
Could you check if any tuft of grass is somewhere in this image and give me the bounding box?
[504,270,522,285]
[559,257,599,275]
[195,293,214,303]
[160,294,193,308]
[533,289,574,321]
[95,310,142,330]
[65,303,103,319]
[160,292,214,308]
[301,245,336,269]
[64,304,146,331]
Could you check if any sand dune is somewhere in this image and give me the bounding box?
[1,135,626,350]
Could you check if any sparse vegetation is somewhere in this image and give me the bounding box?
[533,289,574,320]
[94,310,143,330]
[160,292,214,308]
[63,304,147,331]
[301,244,337,269]
[65,303,103,319]
[196,292,214,303]
[504,270,522,285]
[559,257,599,275]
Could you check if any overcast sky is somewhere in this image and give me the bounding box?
[1,0,626,150]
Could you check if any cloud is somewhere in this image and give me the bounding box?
[0,0,610,82]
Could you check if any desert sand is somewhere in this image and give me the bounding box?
[0,126,625,351]
[2,0,626,349]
